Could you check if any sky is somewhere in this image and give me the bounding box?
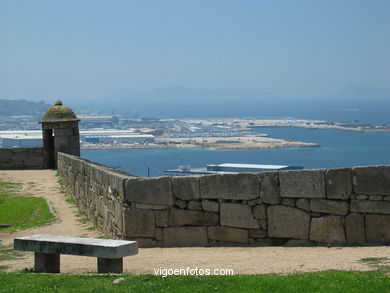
[0,0,389,110]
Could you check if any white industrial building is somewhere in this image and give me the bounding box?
[0,130,155,147]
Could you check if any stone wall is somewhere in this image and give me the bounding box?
[0,147,44,169]
[58,153,390,247]
[57,153,133,238]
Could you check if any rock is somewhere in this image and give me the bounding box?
[175,199,187,209]
[172,176,200,200]
[309,199,349,215]
[113,277,126,284]
[384,196,390,201]
[356,195,368,200]
[369,195,383,201]
[254,239,273,246]
[248,199,259,206]
[125,177,174,205]
[365,215,390,244]
[208,226,249,243]
[200,173,259,200]
[129,238,156,248]
[187,200,203,210]
[350,200,390,214]
[281,198,296,207]
[310,216,346,244]
[164,227,208,246]
[259,172,280,204]
[268,206,310,239]
[155,210,169,227]
[283,239,315,247]
[279,170,326,198]
[353,165,390,195]
[134,203,168,210]
[296,198,310,211]
[326,168,352,200]
[202,200,219,212]
[169,208,219,226]
[345,214,365,244]
[220,203,259,229]
[155,228,164,241]
[123,208,155,238]
[248,229,267,238]
[258,219,267,230]
[253,205,267,219]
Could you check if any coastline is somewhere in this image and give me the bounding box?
[81,135,320,151]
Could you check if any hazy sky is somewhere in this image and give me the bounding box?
[0,0,389,104]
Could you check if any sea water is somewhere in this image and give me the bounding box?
[81,127,390,177]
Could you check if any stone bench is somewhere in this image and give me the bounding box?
[14,234,138,273]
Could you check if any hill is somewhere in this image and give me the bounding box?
[0,99,51,116]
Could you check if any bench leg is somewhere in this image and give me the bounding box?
[34,252,60,273]
[97,257,123,273]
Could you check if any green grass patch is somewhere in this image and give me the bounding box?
[0,181,54,232]
[359,257,389,264]
[0,271,389,293]
[0,245,25,262]
[0,265,9,272]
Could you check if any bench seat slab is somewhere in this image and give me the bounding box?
[14,234,138,258]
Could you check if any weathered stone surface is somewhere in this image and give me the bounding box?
[326,168,352,200]
[353,165,390,195]
[258,219,267,230]
[129,238,156,248]
[283,239,315,247]
[281,198,296,207]
[155,210,169,227]
[125,177,174,205]
[169,208,219,226]
[268,206,310,239]
[175,199,187,209]
[356,194,368,200]
[208,226,249,243]
[369,195,383,201]
[134,203,167,210]
[310,199,349,215]
[248,199,261,206]
[202,200,219,212]
[172,176,200,200]
[350,200,390,214]
[155,228,164,241]
[259,172,280,204]
[187,200,203,210]
[253,205,267,219]
[384,196,390,201]
[296,198,310,211]
[200,173,259,200]
[248,229,267,238]
[345,213,365,244]
[220,203,258,229]
[164,227,208,246]
[124,208,155,238]
[279,170,326,198]
[365,215,390,244]
[310,216,346,244]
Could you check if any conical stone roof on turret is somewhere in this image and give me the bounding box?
[40,100,80,123]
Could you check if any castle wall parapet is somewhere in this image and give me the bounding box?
[57,152,390,247]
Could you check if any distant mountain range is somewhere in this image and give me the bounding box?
[0,99,51,116]
[74,83,390,123]
[2,83,389,124]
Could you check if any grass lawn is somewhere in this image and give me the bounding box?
[0,182,54,232]
[0,270,389,293]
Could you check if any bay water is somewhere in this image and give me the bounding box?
[81,127,390,177]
